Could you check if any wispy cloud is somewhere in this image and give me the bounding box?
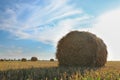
[0,0,93,46]
[0,45,23,59]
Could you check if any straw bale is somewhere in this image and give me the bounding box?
[21,58,27,62]
[31,57,38,61]
[56,31,108,67]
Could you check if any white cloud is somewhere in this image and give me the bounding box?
[79,8,120,60]
[0,45,3,48]
[0,46,24,59]
[0,45,53,60]
[1,0,119,60]
[48,10,83,22]
[0,0,93,46]
[29,15,92,47]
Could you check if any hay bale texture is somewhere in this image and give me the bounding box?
[56,31,108,67]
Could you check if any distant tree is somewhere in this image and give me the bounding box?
[4,58,7,61]
[18,59,21,61]
[31,57,38,61]
[21,58,27,62]
[0,59,4,61]
[7,59,11,61]
[10,59,14,61]
[6,59,9,61]
[50,58,54,61]
[14,58,16,61]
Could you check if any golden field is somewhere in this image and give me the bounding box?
[0,61,120,80]
[0,61,58,71]
[0,61,120,71]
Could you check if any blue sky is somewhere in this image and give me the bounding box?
[0,0,120,60]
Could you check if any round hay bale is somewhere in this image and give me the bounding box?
[21,58,27,62]
[31,57,38,61]
[56,31,108,67]
[50,58,54,61]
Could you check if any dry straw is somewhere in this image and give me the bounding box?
[56,31,108,67]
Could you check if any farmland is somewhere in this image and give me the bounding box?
[0,61,58,71]
[0,61,120,80]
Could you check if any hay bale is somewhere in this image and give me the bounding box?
[56,31,108,67]
[21,58,27,62]
[50,58,54,61]
[31,57,38,61]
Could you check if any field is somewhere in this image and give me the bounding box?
[0,61,58,71]
[0,61,120,80]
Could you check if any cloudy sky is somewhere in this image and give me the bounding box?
[0,0,120,60]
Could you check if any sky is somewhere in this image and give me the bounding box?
[0,0,120,60]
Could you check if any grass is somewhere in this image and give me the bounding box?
[0,61,120,80]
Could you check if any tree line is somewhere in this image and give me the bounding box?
[0,57,54,62]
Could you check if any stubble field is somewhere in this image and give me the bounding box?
[0,61,120,80]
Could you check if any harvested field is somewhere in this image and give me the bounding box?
[0,61,120,80]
